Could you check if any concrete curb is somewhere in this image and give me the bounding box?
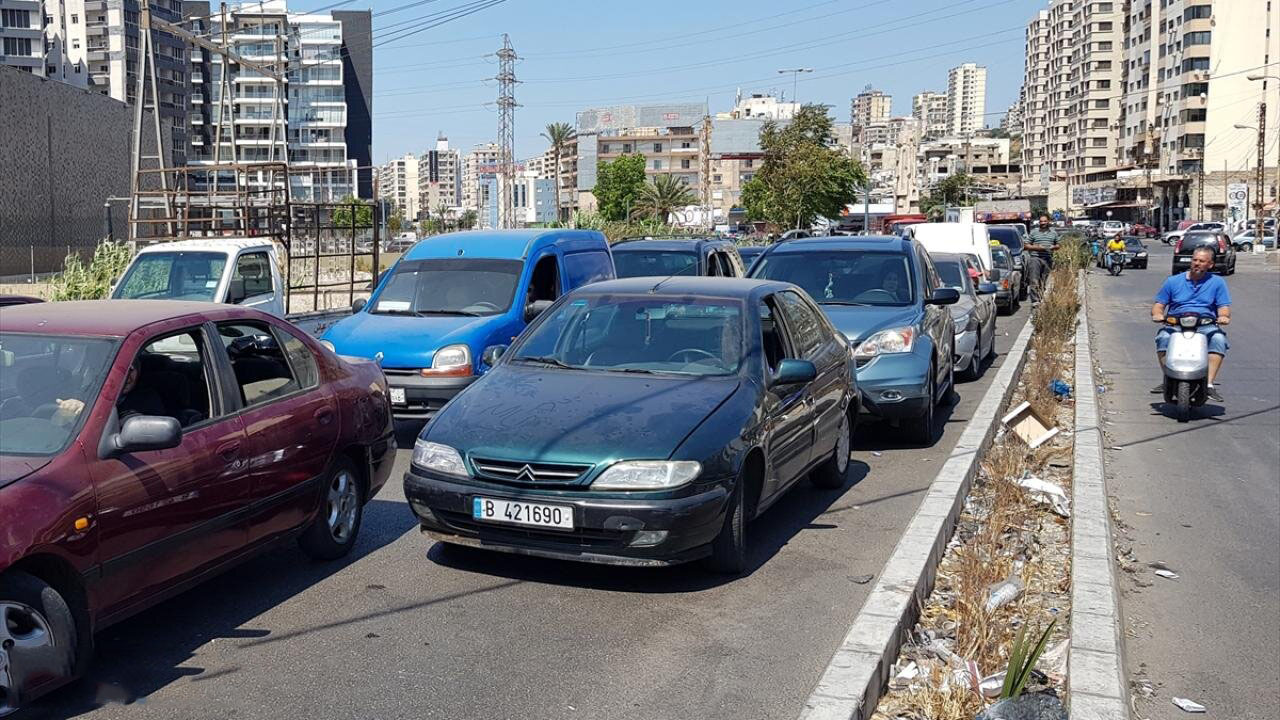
[1067,275,1131,719]
[798,313,1038,720]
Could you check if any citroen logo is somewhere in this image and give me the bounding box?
[374,351,384,366]
[515,465,537,482]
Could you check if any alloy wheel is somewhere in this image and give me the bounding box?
[836,414,850,475]
[0,601,55,717]
[326,470,359,544]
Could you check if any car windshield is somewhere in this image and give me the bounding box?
[987,227,1023,252]
[371,258,522,316]
[113,251,228,301]
[751,250,915,306]
[934,261,970,291]
[510,296,744,376]
[1124,238,1144,249]
[0,333,118,456]
[612,249,699,278]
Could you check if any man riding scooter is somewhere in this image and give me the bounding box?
[1151,246,1231,402]
[1104,235,1126,273]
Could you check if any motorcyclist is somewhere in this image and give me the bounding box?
[1104,235,1126,270]
[1151,246,1231,402]
[1023,216,1058,301]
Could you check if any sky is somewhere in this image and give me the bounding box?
[339,0,1047,164]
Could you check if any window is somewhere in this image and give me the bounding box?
[71,14,78,23]
[1182,56,1210,73]
[127,329,218,428]
[652,159,663,170]
[218,322,300,406]
[1184,5,1211,21]
[274,327,319,390]
[562,250,613,288]
[228,252,273,302]
[776,291,826,359]
[622,143,632,153]
[1184,31,1211,45]
[653,143,662,153]
[1,8,31,27]
[2,37,33,56]
[681,158,691,169]
[713,174,722,182]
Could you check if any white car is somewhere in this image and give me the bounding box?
[1100,220,1125,238]
[1231,229,1277,251]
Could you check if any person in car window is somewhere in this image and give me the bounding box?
[882,267,907,302]
[52,358,164,428]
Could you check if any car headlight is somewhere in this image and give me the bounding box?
[412,440,469,477]
[422,344,472,376]
[319,339,335,352]
[854,326,916,359]
[962,312,980,332]
[592,460,702,490]
[1137,252,1147,258]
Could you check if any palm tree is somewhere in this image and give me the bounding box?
[540,122,576,222]
[633,174,697,223]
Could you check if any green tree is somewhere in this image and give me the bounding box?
[593,153,647,221]
[918,172,973,220]
[388,209,405,236]
[331,195,373,229]
[633,174,698,223]
[741,105,865,229]
[459,209,478,230]
[541,121,576,222]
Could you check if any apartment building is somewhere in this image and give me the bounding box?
[461,142,500,215]
[1,0,42,74]
[1021,10,1051,190]
[912,91,949,140]
[946,63,988,136]
[852,87,892,128]
[575,102,708,209]
[419,134,461,216]
[379,153,419,219]
[715,91,798,121]
[1002,98,1023,135]
[529,137,578,220]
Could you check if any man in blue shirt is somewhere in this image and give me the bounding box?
[1151,246,1231,401]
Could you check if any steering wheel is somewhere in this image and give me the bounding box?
[666,348,719,364]
[462,301,500,313]
[854,289,897,303]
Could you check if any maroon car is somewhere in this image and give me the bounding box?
[0,301,394,712]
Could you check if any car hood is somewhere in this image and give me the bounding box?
[322,311,501,368]
[427,364,742,464]
[818,304,921,344]
[0,455,53,489]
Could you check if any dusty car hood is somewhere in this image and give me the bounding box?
[0,455,53,489]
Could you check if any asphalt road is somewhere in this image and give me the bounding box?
[1088,244,1280,719]
[31,297,1031,720]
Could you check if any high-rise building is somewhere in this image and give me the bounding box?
[1001,99,1023,136]
[912,91,949,140]
[852,87,892,128]
[946,63,987,136]
[183,0,372,200]
[461,142,500,217]
[0,0,43,75]
[379,153,419,220]
[419,134,461,216]
[1020,9,1050,190]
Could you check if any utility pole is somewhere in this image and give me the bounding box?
[700,111,712,232]
[495,34,518,229]
[1257,102,1267,245]
[1196,150,1205,220]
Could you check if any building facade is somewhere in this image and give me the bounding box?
[419,134,461,217]
[378,153,419,219]
[1020,9,1051,191]
[461,142,500,215]
[946,63,987,136]
[912,91,949,140]
[852,87,892,128]
[715,91,798,121]
[574,102,708,209]
[1,0,43,75]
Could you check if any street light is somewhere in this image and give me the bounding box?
[777,68,813,108]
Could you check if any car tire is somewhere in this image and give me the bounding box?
[298,458,365,561]
[1240,243,1252,254]
[810,411,851,489]
[705,477,746,575]
[0,571,80,715]
[905,367,937,446]
[1017,278,1028,301]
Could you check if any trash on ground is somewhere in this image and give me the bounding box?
[1001,401,1061,448]
[979,671,1007,698]
[1017,475,1071,517]
[872,451,883,457]
[850,574,874,584]
[974,692,1067,720]
[1096,385,1107,393]
[1049,379,1072,399]
[1154,569,1179,580]
[890,661,920,689]
[1171,697,1207,713]
[985,577,1025,612]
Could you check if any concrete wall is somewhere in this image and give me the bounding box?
[0,65,170,277]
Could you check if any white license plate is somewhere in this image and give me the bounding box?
[472,496,574,530]
[389,387,406,405]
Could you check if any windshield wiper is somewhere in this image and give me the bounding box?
[515,355,574,368]
[609,367,660,374]
[370,308,423,316]
[414,308,486,317]
[819,300,871,306]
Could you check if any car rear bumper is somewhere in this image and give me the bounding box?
[403,469,730,566]
[382,371,475,421]
[855,351,932,420]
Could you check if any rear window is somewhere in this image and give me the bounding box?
[1182,233,1220,247]
[987,227,1023,252]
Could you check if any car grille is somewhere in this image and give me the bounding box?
[470,457,593,486]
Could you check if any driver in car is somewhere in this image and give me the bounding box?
[1151,246,1231,402]
[52,358,165,428]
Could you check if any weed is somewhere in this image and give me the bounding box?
[49,241,133,301]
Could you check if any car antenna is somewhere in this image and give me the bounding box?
[649,275,676,294]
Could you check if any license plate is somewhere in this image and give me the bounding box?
[390,387,406,405]
[472,496,574,530]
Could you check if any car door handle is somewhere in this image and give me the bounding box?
[216,441,241,462]
[314,407,335,426]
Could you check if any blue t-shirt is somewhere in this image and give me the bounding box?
[1155,272,1231,318]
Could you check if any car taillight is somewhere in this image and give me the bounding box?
[1217,236,1227,253]
[1174,237,1184,253]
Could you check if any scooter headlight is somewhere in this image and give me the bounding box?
[1178,316,1198,328]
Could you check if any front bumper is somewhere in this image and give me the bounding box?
[382,370,476,420]
[953,329,977,368]
[854,349,932,420]
[403,469,730,566]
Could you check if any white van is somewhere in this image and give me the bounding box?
[908,222,995,275]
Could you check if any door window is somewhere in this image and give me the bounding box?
[758,298,794,373]
[562,250,613,287]
[775,291,826,359]
[124,328,218,428]
[272,326,320,390]
[230,251,273,302]
[217,322,300,406]
[526,254,561,305]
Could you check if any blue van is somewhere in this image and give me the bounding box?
[321,229,615,420]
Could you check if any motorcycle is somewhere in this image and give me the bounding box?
[1107,250,1127,276]
[1157,314,1215,422]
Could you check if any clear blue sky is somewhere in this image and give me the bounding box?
[350,0,1045,164]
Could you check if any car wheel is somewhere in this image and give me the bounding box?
[705,476,746,575]
[810,411,851,489]
[298,458,365,561]
[905,367,936,445]
[1017,278,1027,301]
[0,572,80,715]
[1240,243,1252,254]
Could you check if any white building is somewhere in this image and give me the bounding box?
[419,134,461,218]
[912,91,949,140]
[852,87,892,128]
[461,142,500,215]
[1020,9,1051,190]
[379,153,420,220]
[715,91,798,121]
[1,0,43,75]
[946,63,987,137]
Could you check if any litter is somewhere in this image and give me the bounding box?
[979,671,1007,698]
[872,451,883,457]
[985,577,1024,612]
[1001,401,1060,448]
[1049,379,1072,399]
[1017,475,1071,517]
[1097,385,1107,393]
[1172,697,1207,713]
[1154,569,1179,580]
[890,661,920,689]
[850,574,874,584]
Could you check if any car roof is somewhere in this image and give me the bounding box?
[572,276,792,301]
[403,229,605,261]
[135,238,274,254]
[611,237,725,253]
[930,252,970,266]
[0,300,266,337]
[768,234,910,253]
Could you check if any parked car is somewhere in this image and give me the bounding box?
[382,236,419,254]
[748,235,958,445]
[1172,231,1236,275]
[1100,220,1126,238]
[111,238,286,318]
[1231,229,1277,251]
[932,253,998,381]
[403,277,858,573]
[1123,236,1149,268]
[611,236,747,278]
[778,229,812,241]
[736,244,770,272]
[908,222,995,276]
[1131,223,1158,238]
[0,295,43,307]
[988,245,1022,314]
[0,300,395,711]
[322,230,616,421]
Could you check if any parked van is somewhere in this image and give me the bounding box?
[320,229,615,420]
[908,222,995,275]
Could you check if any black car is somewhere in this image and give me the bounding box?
[403,277,858,573]
[736,244,770,272]
[611,236,747,279]
[1173,231,1236,275]
[1123,236,1149,269]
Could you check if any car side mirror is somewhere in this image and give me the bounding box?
[977,282,998,295]
[928,287,961,305]
[524,299,554,323]
[482,344,507,367]
[986,269,999,282]
[770,358,817,388]
[112,415,182,455]
[225,279,247,305]
[352,297,367,313]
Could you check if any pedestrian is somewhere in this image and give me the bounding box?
[1023,215,1058,301]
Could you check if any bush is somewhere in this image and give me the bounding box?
[570,211,702,243]
[49,241,134,301]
